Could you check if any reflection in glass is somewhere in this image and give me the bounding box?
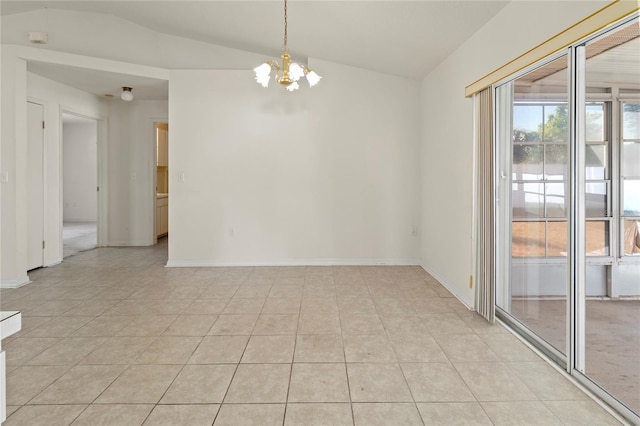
[623,220,640,255]
[585,182,608,217]
[546,183,567,217]
[586,144,608,180]
[622,142,640,177]
[623,179,640,216]
[513,145,543,178]
[585,220,609,256]
[513,105,542,141]
[548,221,568,256]
[512,221,545,257]
[623,103,640,140]
[543,105,569,142]
[586,104,605,141]
[512,183,544,218]
[545,144,568,180]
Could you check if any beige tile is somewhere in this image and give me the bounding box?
[116,315,177,336]
[343,335,397,363]
[480,333,541,362]
[214,404,285,426]
[416,402,492,425]
[71,404,154,426]
[222,298,265,314]
[508,361,588,401]
[380,314,428,334]
[186,298,229,314]
[401,363,476,402]
[161,364,236,403]
[24,316,93,337]
[301,297,339,313]
[208,314,258,335]
[284,403,353,426]
[347,363,413,402]
[294,334,345,362]
[480,401,561,425]
[10,316,52,338]
[373,298,415,315]
[31,364,126,404]
[543,400,621,425]
[62,300,118,317]
[224,364,291,403]
[3,404,86,426]
[25,299,82,316]
[268,285,303,298]
[433,334,500,363]
[337,297,377,314]
[5,405,20,419]
[298,312,341,334]
[163,314,217,336]
[340,313,385,335]
[200,285,239,299]
[253,314,298,335]
[143,404,220,426]
[336,285,371,298]
[412,298,453,314]
[6,365,69,405]
[422,313,474,334]
[388,333,448,363]
[288,363,350,402]
[4,337,62,366]
[72,316,131,337]
[241,335,295,363]
[454,362,537,402]
[134,336,202,364]
[352,403,423,426]
[262,298,301,314]
[26,337,108,366]
[81,336,154,364]
[96,364,181,404]
[234,285,271,298]
[459,312,508,335]
[189,335,249,364]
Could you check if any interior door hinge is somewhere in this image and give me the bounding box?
[42,241,45,249]
[42,121,45,129]
[97,186,100,192]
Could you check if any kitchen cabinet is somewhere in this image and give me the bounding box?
[156,195,168,237]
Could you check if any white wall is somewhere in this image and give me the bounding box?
[63,120,98,222]
[168,59,420,266]
[419,0,610,307]
[107,100,168,246]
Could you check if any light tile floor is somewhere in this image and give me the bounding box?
[63,222,97,258]
[0,239,622,425]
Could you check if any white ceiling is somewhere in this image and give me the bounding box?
[1,1,510,81]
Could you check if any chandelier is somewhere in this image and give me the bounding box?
[253,0,321,91]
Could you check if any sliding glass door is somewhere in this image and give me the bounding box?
[495,15,639,422]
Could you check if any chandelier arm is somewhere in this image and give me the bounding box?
[283,0,288,52]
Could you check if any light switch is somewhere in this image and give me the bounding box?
[178,172,185,182]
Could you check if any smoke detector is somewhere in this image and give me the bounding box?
[28,32,49,45]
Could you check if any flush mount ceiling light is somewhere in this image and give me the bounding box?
[253,0,321,91]
[121,87,134,102]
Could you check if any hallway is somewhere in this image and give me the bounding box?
[0,241,621,425]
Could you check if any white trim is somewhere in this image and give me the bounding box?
[46,258,63,267]
[166,259,422,268]
[109,240,155,247]
[420,262,474,309]
[0,277,31,289]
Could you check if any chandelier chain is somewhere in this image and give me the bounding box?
[283,0,288,51]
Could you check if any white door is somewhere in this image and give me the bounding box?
[27,101,44,270]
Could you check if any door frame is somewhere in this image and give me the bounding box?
[59,107,108,254]
[26,98,46,270]
[151,118,168,245]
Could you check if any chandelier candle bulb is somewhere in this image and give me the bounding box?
[253,0,321,91]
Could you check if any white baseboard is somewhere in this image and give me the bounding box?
[0,276,31,289]
[420,263,474,310]
[46,258,62,267]
[166,259,422,268]
[108,240,154,247]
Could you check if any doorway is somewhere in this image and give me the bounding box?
[27,101,45,270]
[155,122,169,244]
[62,113,98,257]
